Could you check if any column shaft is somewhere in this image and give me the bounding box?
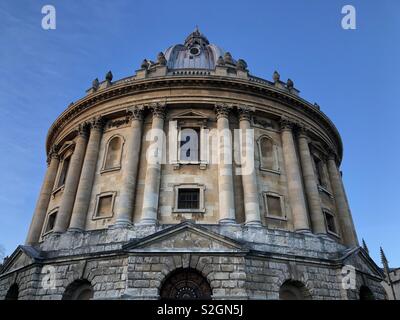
[69,118,103,230]
[25,147,60,244]
[327,156,358,246]
[238,106,261,226]
[280,121,310,232]
[115,108,143,226]
[140,104,165,224]
[298,132,326,234]
[54,125,88,233]
[215,104,236,224]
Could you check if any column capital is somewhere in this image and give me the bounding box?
[327,149,338,163]
[77,122,89,138]
[214,103,231,120]
[46,144,59,164]
[127,106,144,121]
[279,117,295,131]
[89,116,105,131]
[296,123,311,139]
[237,105,255,122]
[149,102,166,119]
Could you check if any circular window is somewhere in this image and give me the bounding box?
[189,46,200,56]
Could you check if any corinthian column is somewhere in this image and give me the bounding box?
[114,107,144,226]
[54,124,89,233]
[140,103,166,225]
[327,153,358,246]
[280,119,310,232]
[237,105,261,226]
[215,104,236,224]
[297,128,326,234]
[69,117,104,231]
[25,145,60,244]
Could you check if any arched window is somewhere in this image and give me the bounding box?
[279,280,312,300]
[359,285,375,300]
[5,283,19,300]
[258,136,279,172]
[103,136,123,171]
[62,279,94,300]
[160,268,212,299]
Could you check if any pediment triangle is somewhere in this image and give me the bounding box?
[0,246,39,274]
[124,222,246,253]
[342,247,384,278]
[172,109,209,119]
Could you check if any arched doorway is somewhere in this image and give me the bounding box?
[5,284,19,300]
[279,280,312,300]
[160,268,212,299]
[359,285,375,300]
[62,279,94,300]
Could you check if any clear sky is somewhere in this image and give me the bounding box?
[0,0,399,267]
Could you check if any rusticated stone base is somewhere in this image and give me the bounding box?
[0,222,386,300]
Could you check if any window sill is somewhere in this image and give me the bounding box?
[92,214,114,221]
[100,167,121,174]
[318,185,333,198]
[265,215,287,221]
[173,162,207,170]
[52,185,64,198]
[172,209,206,214]
[327,230,340,238]
[260,167,281,175]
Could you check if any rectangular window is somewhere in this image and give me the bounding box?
[44,211,57,234]
[177,188,200,210]
[324,211,337,234]
[57,156,70,188]
[314,156,325,187]
[95,194,113,218]
[265,193,284,218]
[179,127,200,163]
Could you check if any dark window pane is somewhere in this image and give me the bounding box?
[45,212,57,233]
[97,195,113,217]
[57,157,70,188]
[266,195,282,217]
[325,212,337,233]
[177,188,200,209]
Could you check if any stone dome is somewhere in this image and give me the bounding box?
[164,28,228,70]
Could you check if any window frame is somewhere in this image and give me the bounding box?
[263,192,286,220]
[42,207,58,236]
[52,142,75,195]
[172,184,206,214]
[257,135,280,174]
[170,111,208,170]
[101,135,125,174]
[323,209,340,237]
[92,191,116,220]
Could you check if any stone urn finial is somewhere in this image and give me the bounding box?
[273,70,280,83]
[223,52,234,64]
[105,70,113,82]
[236,59,248,71]
[141,59,150,69]
[286,78,294,89]
[157,52,167,66]
[216,56,225,66]
[92,78,99,90]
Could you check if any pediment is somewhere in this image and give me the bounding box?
[172,109,210,120]
[341,247,384,279]
[0,246,40,275]
[124,222,247,253]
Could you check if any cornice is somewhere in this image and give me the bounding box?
[45,75,343,162]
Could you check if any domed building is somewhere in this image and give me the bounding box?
[0,29,385,300]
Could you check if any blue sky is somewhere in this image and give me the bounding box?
[0,0,399,266]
